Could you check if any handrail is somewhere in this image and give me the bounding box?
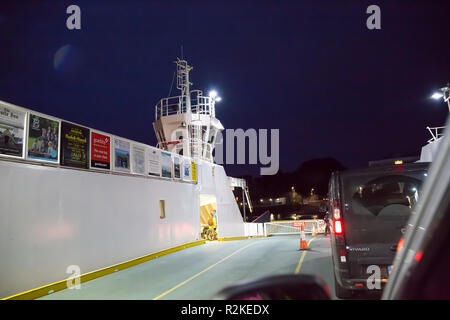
[155,93,216,119]
[426,126,446,143]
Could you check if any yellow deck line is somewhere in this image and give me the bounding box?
[153,241,258,300]
[294,237,315,274]
[2,240,205,300]
[218,235,266,241]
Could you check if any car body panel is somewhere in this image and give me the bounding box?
[329,163,429,292]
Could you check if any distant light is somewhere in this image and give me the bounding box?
[431,92,444,100]
[424,173,428,177]
[209,90,218,98]
[215,96,222,102]
[394,160,403,165]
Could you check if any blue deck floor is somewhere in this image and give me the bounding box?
[39,235,336,300]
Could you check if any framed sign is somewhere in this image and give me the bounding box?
[0,103,26,158]
[90,131,111,170]
[147,147,161,177]
[60,121,89,168]
[182,157,191,181]
[161,151,172,178]
[27,113,60,163]
[132,144,146,175]
[191,160,197,182]
[173,155,181,179]
[113,138,131,173]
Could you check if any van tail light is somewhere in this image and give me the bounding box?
[332,199,341,219]
[333,208,341,220]
[414,250,423,262]
[339,248,347,263]
[334,220,343,235]
[331,199,344,235]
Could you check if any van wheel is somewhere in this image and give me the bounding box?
[334,277,353,299]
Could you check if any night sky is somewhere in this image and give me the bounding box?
[1,0,449,177]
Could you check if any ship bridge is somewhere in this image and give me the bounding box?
[153,59,224,162]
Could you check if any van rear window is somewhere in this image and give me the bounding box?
[343,171,427,217]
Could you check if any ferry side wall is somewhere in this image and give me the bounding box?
[0,159,245,298]
[0,160,201,298]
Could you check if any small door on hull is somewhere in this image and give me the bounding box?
[200,194,218,241]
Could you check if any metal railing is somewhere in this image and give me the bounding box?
[264,220,325,236]
[155,90,216,120]
[427,126,446,143]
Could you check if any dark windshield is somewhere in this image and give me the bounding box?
[351,175,423,216]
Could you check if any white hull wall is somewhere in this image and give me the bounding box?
[0,159,244,298]
[0,161,201,298]
[418,137,443,163]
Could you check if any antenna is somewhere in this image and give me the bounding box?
[175,58,193,97]
[167,70,176,97]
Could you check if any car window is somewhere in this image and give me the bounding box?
[343,171,427,217]
[351,175,423,216]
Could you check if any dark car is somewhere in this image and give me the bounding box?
[328,162,429,298]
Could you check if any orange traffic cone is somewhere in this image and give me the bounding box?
[312,225,317,237]
[299,224,308,250]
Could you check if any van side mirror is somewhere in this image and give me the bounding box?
[214,274,331,300]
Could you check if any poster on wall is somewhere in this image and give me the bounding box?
[161,151,172,178]
[191,160,197,182]
[0,103,26,158]
[27,113,59,163]
[132,144,146,175]
[60,121,89,168]
[91,131,111,170]
[147,147,161,177]
[182,157,191,181]
[173,155,181,179]
[114,138,130,172]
